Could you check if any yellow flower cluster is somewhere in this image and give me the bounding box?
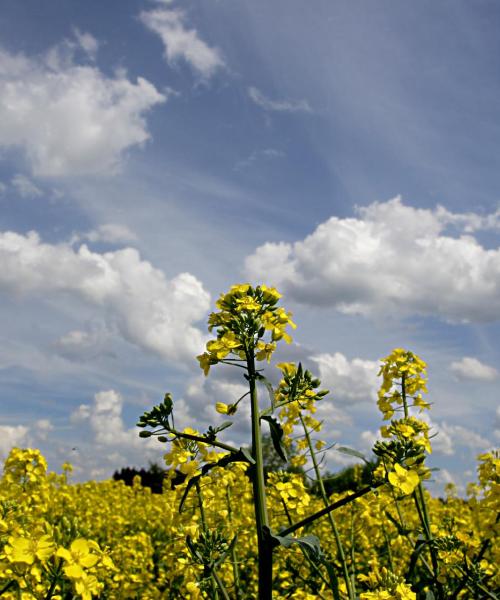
[0,444,497,598]
[197,284,296,375]
[378,349,429,420]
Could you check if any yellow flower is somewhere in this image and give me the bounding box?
[255,341,276,362]
[6,535,55,565]
[388,464,420,495]
[56,539,100,579]
[197,352,212,376]
[75,573,100,600]
[215,402,237,415]
[395,582,416,600]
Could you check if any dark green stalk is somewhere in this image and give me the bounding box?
[279,482,383,537]
[246,347,273,600]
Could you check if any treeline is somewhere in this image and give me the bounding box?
[113,435,378,496]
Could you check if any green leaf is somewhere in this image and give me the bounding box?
[239,446,256,465]
[268,528,322,559]
[255,373,275,411]
[261,416,287,462]
[336,446,368,463]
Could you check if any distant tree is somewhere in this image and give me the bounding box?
[319,459,379,496]
[113,462,166,493]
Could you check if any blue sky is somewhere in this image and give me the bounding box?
[0,0,499,491]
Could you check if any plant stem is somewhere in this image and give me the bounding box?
[247,348,273,600]
[299,414,355,600]
[195,481,219,600]
[226,487,242,600]
[168,429,239,454]
[279,482,383,537]
[44,559,63,600]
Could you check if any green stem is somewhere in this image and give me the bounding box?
[247,348,273,600]
[280,482,383,537]
[401,372,409,418]
[226,487,242,600]
[299,414,355,600]
[381,522,394,571]
[349,506,357,598]
[414,482,444,599]
[0,581,15,596]
[168,429,239,454]
[195,481,218,600]
[402,373,443,599]
[212,570,232,600]
[44,559,63,600]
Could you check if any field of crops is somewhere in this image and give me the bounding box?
[1,285,498,599]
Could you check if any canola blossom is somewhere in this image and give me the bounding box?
[0,285,498,599]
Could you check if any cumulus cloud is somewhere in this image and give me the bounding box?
[248,86,312,113]
[140,6,224,78]
[310,352,378,404]
[69,390,161,478]
[11,174,43,198]
[438,422,491,453]
[35,419,54,441]
[450,357,499,382]
[0,230,210,361]
[245,197,500,322]
[0,425,28,459]
[0,41,165,176]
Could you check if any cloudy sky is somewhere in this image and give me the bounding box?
[1,0,499,491]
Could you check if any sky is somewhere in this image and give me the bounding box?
[0,0,499,493]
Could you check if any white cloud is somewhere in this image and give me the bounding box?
[0,182,6,194]
[11,174,43,198]
[450,357,499,382]
[52,326,112,362]
[71,223,138,245]
[0,425,28,459]
[0,43,165,176]
[72,29,99,61]
[310,352,378,404]
[69,390,161,478]
[0,230,210,362]
[245,197,500,322]
[140,7,224,78]
[439,422,492,452]
[35,418,54,441]
[248,86,312,113]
